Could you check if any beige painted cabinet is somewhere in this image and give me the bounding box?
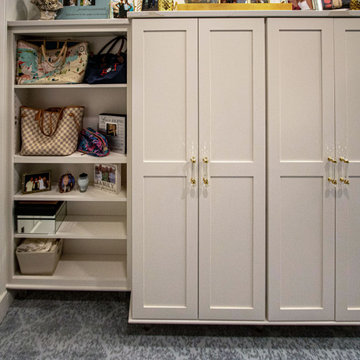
[268,18,360,322]
[131,18,266,321]
[335,19,360,322]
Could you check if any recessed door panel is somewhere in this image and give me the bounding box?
[279,31,323,162]
[143,31,186,162]
[209,30,254,162]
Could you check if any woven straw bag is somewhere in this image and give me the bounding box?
[20,106,84,156]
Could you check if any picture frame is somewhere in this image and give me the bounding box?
[58,173,76,194]
[22,171,51,195]
[94,164,121,194]
[110,0,134,18]
[57,0,111,19]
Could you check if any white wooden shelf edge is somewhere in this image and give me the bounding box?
[14,215,127,239]
[14,84,127,89]
[14,185,127,202]
[9,254,128,291]
[8,19,130,27]
[14,152,127,164]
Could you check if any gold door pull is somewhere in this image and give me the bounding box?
[203,177,209,185]
[203,157,208,164]
[328,177,337,185]
[340,177,350,185]
[190,156,196,164]
[327,157,337,163]
[339,157,350,164]
[191,178,196,185]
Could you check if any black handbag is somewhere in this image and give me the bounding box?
[84,37,127,84]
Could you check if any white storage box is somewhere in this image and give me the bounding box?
[16,239,63,275]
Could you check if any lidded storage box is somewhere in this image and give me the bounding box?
[16,239,63,275]
[15,201,66,234]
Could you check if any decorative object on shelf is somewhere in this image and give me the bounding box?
[84,37,127,84]
[141,0,158,10]
[22,170,51,194]
[98,113,127,154]
[16,40,89,85]
[94,164,121,194]
[175,2,292,7]
[111,0,135,17]
[59,173,75,193]
[31,0,63,20]
[78,128,110,157]
[15,201,67,234]
[57,0,111,19]
[78,173,89,192]
[350,0,360,8]
[20,106,84,156]
[158,0,173,10]
[16,238,63,275]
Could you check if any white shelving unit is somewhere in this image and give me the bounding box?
[7,20,131,292]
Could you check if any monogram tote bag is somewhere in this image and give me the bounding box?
[20,106,84,156]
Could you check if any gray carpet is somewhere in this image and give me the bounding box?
[0,291,360,360]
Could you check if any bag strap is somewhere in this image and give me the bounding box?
[97,36,126,56]
[37,108,65,137]
[40,41,68,68]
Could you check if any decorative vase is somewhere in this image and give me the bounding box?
[78,173,89,193]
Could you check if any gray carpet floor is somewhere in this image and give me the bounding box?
[0,291,360,360]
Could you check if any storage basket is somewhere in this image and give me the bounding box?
[16,239,63,275]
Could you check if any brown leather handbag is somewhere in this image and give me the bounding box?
[20,106,84,156]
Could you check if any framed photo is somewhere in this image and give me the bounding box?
[57,0,111,19]
[58,173,76,194]
[22,171,51,194]
[110,0,134,18]
[94,164,121,194]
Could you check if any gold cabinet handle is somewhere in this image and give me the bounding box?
[328,177,337,185]
[190,157,196,185]
[202,157,209,186]
[328,157,337,163]
[339,157,350,164]
[340,177,350,185]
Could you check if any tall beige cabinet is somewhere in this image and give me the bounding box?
[131,18,266,321]
[334,19,360,322]
[268,18,360,322]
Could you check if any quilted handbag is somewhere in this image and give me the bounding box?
[16,40,88,85]
[20,106,84,156]
[77,128,109,157]
[84,37,127,84]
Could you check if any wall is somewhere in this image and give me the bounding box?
[6,0,39,20]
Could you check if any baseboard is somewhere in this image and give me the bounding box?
[0,291,13,323]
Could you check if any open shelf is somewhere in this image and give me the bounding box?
[8,254,128,291]
[14,215,126,240]
[14,185,127,202]
[14,152,127,164]
[14,84,127,89]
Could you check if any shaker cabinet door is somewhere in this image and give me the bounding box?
[132,19,198,320]
[335,19,360,322]
[267,19,336,321]
[198,18,266,321]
